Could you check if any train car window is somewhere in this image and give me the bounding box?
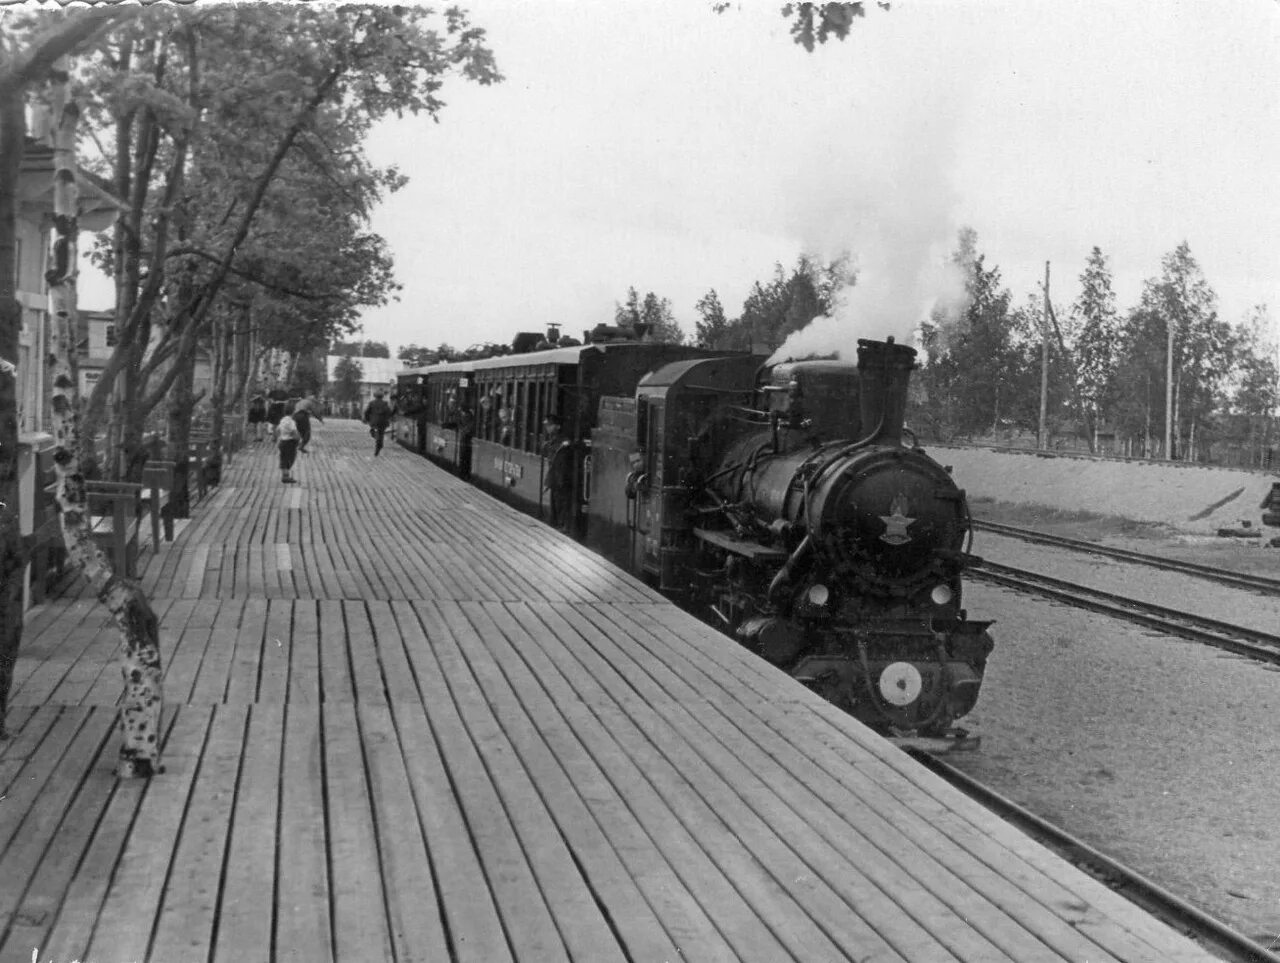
[518,381,531,450]
[538,380,550,443]
[635,398,649,452]
[478,380,495,441]
[646,402,663,485]
[499,382,514,446]
[530,381,541,452]
[513,381,522,449]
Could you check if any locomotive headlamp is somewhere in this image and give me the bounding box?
[807,583,830,606]
[930,584,954,606]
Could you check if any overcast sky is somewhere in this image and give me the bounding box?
[78,0,1280,356]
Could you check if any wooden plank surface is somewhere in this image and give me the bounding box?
[0,420,1221,963]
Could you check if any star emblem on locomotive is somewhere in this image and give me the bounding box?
[879,492,915,545]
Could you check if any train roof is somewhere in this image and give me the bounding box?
[400,341,747,378]
[638,353,767,389]
[400,343,611,378]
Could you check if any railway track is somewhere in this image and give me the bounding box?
[972,561,1280,666]
[907,748,1280,963]
[972,519,1280,596]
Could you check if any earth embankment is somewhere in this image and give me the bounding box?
[934,445,1276,534]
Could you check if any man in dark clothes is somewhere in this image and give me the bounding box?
[293,398,324,453]
[541,413,574,531]
[247,393,267,442]
[363,391,393,456]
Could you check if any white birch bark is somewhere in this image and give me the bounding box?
[46,55,164,777]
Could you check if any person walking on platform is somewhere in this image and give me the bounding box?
[277,409,301,483]
[247,393,267,442]
[293,397,323,453]
[363,391,393,457]
[265,387,288,440]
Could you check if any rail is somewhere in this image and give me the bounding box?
[907,748,1280,963]
[973,519,1280,595]
[972,560,1280,666]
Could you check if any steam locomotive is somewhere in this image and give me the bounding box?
[395,328,994,736]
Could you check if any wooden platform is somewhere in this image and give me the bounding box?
[0,421,1220,962]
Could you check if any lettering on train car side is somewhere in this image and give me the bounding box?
[493,457,524,479]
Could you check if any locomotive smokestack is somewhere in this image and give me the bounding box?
[856,336,917,445]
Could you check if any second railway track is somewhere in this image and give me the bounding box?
[908,748,1280,963]
[973,519,1280,595]
[972,560,1280,666]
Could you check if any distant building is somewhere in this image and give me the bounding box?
[325,355,405,417]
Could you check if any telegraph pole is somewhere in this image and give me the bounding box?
[1038,261,1050,450]
[1165,311,1174,459]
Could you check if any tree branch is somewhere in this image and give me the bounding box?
[6,9,135,87]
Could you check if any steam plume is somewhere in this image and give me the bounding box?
[769,72,970,364]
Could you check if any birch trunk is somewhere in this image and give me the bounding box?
[0,79,27,738]
[208,313,227,484]
[46,57,164,777]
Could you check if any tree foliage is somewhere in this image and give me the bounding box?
[714,2,891,52]
[694,288,731,348]
[331,355,364,405]
[615,286,685,343]
[397,343,437,367]
[333,339,391,358]
[60,4,500,479]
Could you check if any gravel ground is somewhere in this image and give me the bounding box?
[909,449,1280,947]
[951,578,1280,947]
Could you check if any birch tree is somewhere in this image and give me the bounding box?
[0,7,133,740]
[74,4,498,511]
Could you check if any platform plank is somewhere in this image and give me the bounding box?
[0,421,1222,963]
[356,702,452,962]
[20,712,164,963]
[274,702,333,962]
[148,704,247,962]
[211,702,283,961]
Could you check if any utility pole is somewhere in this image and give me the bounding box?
[1038,261,1050,450]
[1164,309,1174,459]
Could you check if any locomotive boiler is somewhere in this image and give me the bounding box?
[589,337,994,736]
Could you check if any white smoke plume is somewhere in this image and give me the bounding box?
[768,60,972,364]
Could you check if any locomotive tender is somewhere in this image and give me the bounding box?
[395,329,994,736]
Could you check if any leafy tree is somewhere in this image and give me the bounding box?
[70,4,499,502]
[1228,306,1278,467]
[615,286,685,343]
[290,351,326,397]
[1109,305,1168,456]
[914,231,1021,440]
[398,343,436,367]
[694,289,732,348]
[716,2,890,52]
[725,255,849,352]
[642,291,685,343]
[1071,247,1122,446]
[1135,242,1225,459]
[333,339,391,358]
[331,355,364,407]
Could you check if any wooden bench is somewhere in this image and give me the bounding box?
[83,481,145,578]
[141,460,175,546]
